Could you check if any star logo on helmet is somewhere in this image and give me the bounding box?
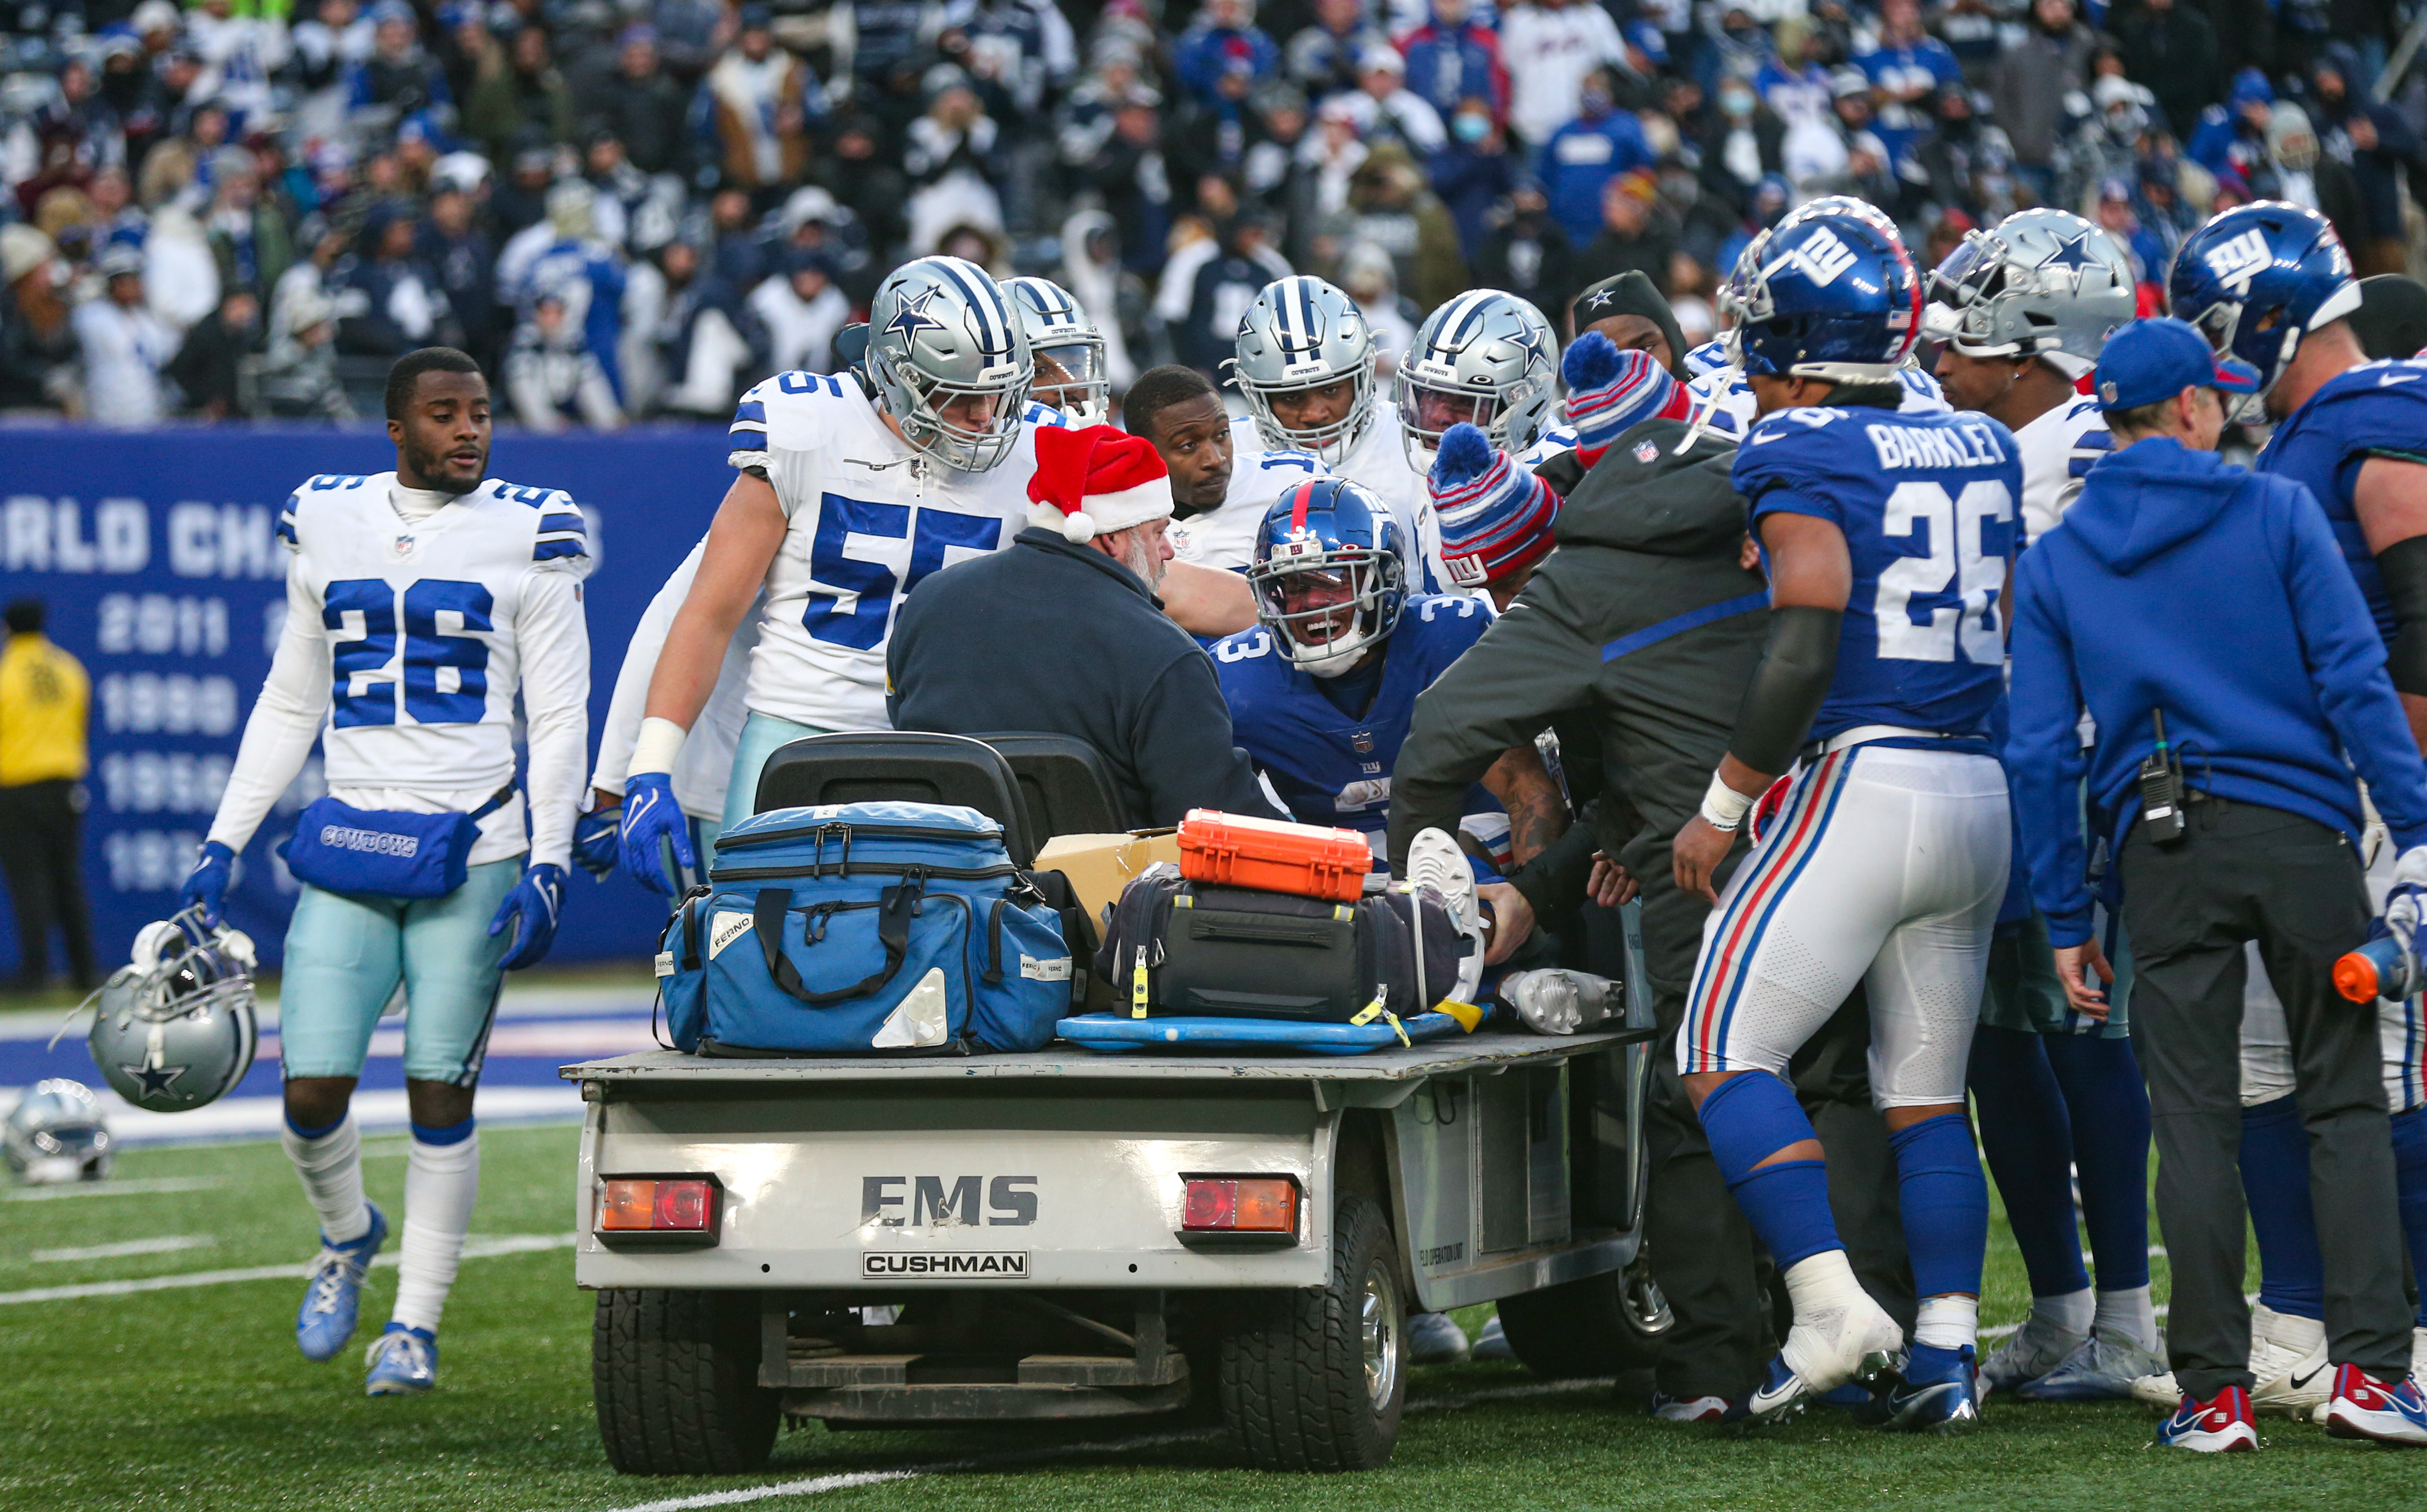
[120,1047,188,1102]
[2045,230,2104,274]
[1507,323,1547,368]
[885,286,949,340]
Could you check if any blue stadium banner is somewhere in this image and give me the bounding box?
[0,423,731,974]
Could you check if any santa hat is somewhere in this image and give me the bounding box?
[1027,424,1174,543]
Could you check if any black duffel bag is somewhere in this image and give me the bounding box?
[1093,864,1465,1023]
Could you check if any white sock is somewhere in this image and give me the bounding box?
[1781,1249,1871,1321]
[280,1113,370,1245]
[391,1128,479,1336]
[1915,1295,1979,1352]
[2035,1286,2095,1339]
[2095,1285,2160,1352]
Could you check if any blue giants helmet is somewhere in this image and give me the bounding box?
[1721,206,1924,386]
[1248,477,1410,678]
[2166,201,2361,399]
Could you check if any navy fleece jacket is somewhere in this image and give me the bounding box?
[2010,436,2427,946]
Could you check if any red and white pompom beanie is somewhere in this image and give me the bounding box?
[1027,424,1174,543]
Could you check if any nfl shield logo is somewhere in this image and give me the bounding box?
[1352,731,1374,754]
[384,533,418,562]
[1633,440,1659,464]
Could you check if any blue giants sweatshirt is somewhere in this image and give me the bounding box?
[2009,436,2427,946]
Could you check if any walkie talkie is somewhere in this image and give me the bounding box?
[2138,710,2188,847]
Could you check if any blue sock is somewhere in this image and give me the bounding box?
[1889,1112,1989,1300]
[1968,1026,2090,1297]
[410,1116,475,1146]
[2238,1094,2325,1321]
[1699,1071,1842,1270]
[284,1111,344,1141]
[2391,1105,2427,1328]
[2044,1031,2152,1292]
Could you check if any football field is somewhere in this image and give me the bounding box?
[5,1121,2424,1512]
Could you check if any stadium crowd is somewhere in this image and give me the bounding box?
[1,0,2421,427]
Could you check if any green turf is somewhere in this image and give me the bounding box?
[0,1126,2415,1512]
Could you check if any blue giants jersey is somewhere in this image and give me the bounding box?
[2256,359,2427,644]
[1735,405,2021,741]
[1211,595,1501,846]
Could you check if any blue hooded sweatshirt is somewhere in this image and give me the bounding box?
[2009,437,2427,946]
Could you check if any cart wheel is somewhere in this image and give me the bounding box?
[593,1288,779,1475]
[1491,1257,1673,1378]
[1216,1189,1406,1472]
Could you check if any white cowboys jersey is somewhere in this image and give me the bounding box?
[1167,423,1329,571]
[728,371,1039,731]
[206,471,593,870]
[2011,392,2111,547]
[594,532,759,822]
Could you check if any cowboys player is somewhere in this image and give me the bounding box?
[1925,209,2164,1402]
[1005,276,1109,426]
[618,256,1043,888]
[180,346,590,1395]
[1672,208,2020,1430]
[2171,201,2427,1398]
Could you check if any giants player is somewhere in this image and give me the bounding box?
[1671,208,2020,1430]
[180,347,590,1394]
[617,257,1042,885]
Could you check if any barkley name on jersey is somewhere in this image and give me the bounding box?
[1736,405,2021,740]
[727,369,1041,730]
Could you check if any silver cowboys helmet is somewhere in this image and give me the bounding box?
[865,255,1033,472]
[5,1079,113,1185]
[1396,289,1558,469]
[1226,275,1377,465]
[87,908,259,1115]
[1002,275,1111,425]
[1926,206,2135,372]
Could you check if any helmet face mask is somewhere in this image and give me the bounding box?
[1248,478,1409,677]
[4,1079,112,1186]
[867,256,1033,472]
[1925,207,2134,367]
[1003,275,1112,425]
[1227,276,1378,464]
[1396,289,1557,469]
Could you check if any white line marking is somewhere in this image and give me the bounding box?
[0,1232,572,1305]
[4,1175,228,1202]
[30,1234,215,1263]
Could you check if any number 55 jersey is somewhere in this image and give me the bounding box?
[205,472,593,872]
[1734,404,2021,740]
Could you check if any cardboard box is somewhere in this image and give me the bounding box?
[1032,829,1181,929]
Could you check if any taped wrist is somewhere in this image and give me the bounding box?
[2378,535,2427,696]
[1726,604,1841,776]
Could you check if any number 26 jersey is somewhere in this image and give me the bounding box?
[1734,405,2021,741]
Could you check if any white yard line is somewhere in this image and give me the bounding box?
[0,1232,571,1305]
[30,1234,215,1263]
[4,1175,227,1202]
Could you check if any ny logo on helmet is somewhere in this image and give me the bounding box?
[1768,226,1859,288]
[2201,229,2274,294]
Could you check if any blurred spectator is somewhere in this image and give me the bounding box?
[292,0,376,141]
[1346,143,1465,313]
[0,597,98,995]
[0,228,73,413]
[420,183,502,369]
[1288,0,1390,102]
[850,0,951,125]
[1856,0,1960,166]
[1805,128,1906,221]
[1073,86,1172,275]
[812,114,910,264]
[939,0,1078,124]
[654,0,738,81]
[187,0,291,127]
[648,239,763,418]
[1177,0,1281,106]
[1339,239,1419,369]
[2188,66,2275,185]
[2308,42,2421,276]
[254,286,355,419]
[1338,48,1445,156]
[1060,207,1142,392]
[708,6,817,193]
[1578,168,1677,297]
[202,147,290,302]
[1401,0,1508,126]
[1428,96,1518,261]
[1697,73,1787,245]
[2262,102,2366,252]
[1538,67,1652,249]
[1989,0,2094,197]
[1695,5,1777,97]
[1302,94,1371,216]
[1910,86,2014,223]
[579,25,693,178]
[348,2,453,139]
[1472,178,1576,321]
[1717,173,1792,272]
[751,247,850,372]
[466,23,577,159]
[1501,0,1629,150]
[136,101,227,210]
[1172,212,1291,374]
[2114,0,2221,140]
[2095,174,2172,291]
[904,67,1003,253]
[708,186,773,290]
[506,291,623,430]
[143,207,222,333]
[501,181,628,395]
[166,287,262,419]
[334,203,449,355]
[490,143,558,242]
[1766,20,1849,187]
[74,245,174,427]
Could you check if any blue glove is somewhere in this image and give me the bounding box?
[618,772,695,896]
[573,803,622,879]
[488,863,567,971]
[180,840,236,927]
[1559,331,1683,465]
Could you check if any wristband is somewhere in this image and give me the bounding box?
[1700,773,1755,832]
[629,715,687,779]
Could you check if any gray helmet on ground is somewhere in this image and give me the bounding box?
[1926,207,2135,372]
[5,1079,113,1185]
[1396,289,1558,469]
[1002,275,1111,425]
[1226,275,1377,465]
[87,909,259,1115]
[865,255,1033,472]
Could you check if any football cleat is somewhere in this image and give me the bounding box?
[2157,1386,2260,1452]
[1504,969,1619,1036]
[365,1322,438,1395]
[2253,1333,2332,1420]
[1814,1378,1894,1426]
[1881,1345,1982,1433]
[1470,1313,1516,1362]
[296,1203,388,1362]
[1725,1355,1821,1427]
[2016,1327,2170,1402]
[2413,1325,2427,1394]
[1649,1390,1729,1423]
[1404,828,1487,1004]
[2134,1303,2320,1409]
[1980,1308,2088,1394]
[2322,1363,2427,1445]
[1406,1309,1471,1366]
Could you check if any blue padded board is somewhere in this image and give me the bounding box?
[1055,1012,1467,1055]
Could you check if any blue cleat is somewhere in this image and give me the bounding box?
[365,1323,438,1395]
[295,1203,386,1362]
[1882,1345,1982,1433]
[2015,1327,2170,1402]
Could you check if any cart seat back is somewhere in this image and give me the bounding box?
[969,731,1134,842]
[753,732,1035,866]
